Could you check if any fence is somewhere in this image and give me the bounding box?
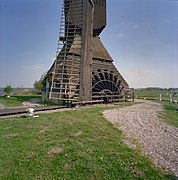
[134,91,178,103]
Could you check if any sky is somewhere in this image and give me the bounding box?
[0,0,178,88]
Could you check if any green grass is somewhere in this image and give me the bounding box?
[134,90,178,128]
[159,102,178,128]
[135,90,162,99]
[134,90,178,101]
[13,95,41,102]
[0,96,23,107]
[0,103,172,179]
[0,95,41,107]
[39,99,57,106]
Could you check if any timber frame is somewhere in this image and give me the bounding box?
[42,0,130,105]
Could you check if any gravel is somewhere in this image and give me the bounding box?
[103,100,178,176]
[22,98,42,107]
[0,103,5,110]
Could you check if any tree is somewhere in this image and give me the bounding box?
[3,85,12,96]
[33,80,43,91]
[33,72,47,93]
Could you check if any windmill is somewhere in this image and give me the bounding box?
[42,0,130,105]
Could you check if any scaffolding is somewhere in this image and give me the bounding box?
[49,0,83,103]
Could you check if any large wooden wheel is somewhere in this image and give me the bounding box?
[92,69,124,100]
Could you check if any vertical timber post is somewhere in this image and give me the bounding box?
[79,0,93,102]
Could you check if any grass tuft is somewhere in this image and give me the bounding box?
[159,102,178,128]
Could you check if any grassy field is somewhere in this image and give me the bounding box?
[0,95,41,107]
[134,89,178,128]
[134,89,178,101]
[0,103,173,179]
[159,102,178,128]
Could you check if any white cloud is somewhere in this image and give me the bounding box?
[27,50,34,55]
[51,57,56,61]
[115,33,126,38]
[162,19,171,23]
[131,24,139,29]
[22,64,46,71]
[119,64,178,88]
[119,22,140,29]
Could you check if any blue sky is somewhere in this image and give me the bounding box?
[0,0,178,88]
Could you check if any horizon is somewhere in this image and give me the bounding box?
[1,86,178,90]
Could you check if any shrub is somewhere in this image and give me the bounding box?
[3,85,12,96]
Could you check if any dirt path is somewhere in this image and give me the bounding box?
[0,103,5,110]
[103,101,178,176]
[22,98,42,107]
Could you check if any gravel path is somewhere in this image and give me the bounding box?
[103,101,178,176]
[0,103,5,110]
[22,98,42,107]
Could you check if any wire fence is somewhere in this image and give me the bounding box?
[134,91,178,103]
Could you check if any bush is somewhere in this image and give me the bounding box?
[33,80,42,92]
[33,72,46,94]
[3,85,12,96]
